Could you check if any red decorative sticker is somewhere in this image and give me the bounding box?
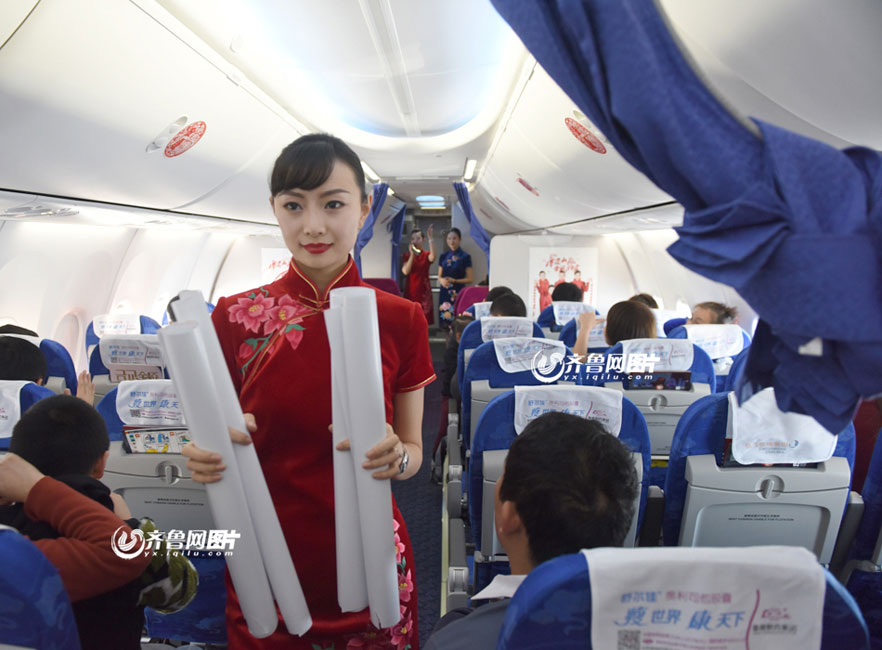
[517,176,540,196]
[494,196,511,212]
[164,121,207,158]
[565,117,607,154]
[479,208,494,221]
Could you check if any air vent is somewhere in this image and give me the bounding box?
[1,205,79,218]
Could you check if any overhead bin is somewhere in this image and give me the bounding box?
[0,1,39,47]
[475,67,670,231]
[0,0,300,221]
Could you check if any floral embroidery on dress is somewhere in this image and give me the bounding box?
[230,287,312,378]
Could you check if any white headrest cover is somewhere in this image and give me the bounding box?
[492,337,567,374]
[575,317,607,348]
[0,333,42,346]
[728,389,837,464]
[116,380,184,426]
[652,308,683,338]
[683,324,745,359]
[99,335,163,368]
[480,317,533,341]
[0,380,29,439]
[620,338,695,372]
[514,385,623,436]
[585,546,824,650]
[472,302,492,320]
[552,301,592,327]
[93,313,141,337]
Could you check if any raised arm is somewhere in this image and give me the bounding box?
[401,252,415,277]
[573,312,598,360]
[427,224,436,263]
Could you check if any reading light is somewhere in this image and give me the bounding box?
[463,158,477,181]
[361,161,380,182]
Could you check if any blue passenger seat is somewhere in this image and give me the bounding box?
[667,323,751,392]
[0,380,55,450]
[497,548,869,649]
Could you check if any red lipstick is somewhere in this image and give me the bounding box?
[303,243,332,254]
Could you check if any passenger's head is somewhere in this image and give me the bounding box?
[604,300,656,345]
[551,282,583,303]
[0,336,46,384]
[446,228,462,251]
[269,134,370,279]
[409,228,424,248]
[628,293,659,309]
[485,286,514,303]
[10,394,110,479]
[689,302,737,325]
[452,313,475,344]
[496,412,638,569]
[490,293,527,318]
[0,325,38,337]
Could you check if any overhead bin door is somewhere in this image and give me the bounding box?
[0,0,298,220]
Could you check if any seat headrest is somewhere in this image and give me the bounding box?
[0,380,30,440]
[552,301,593,327]
[99,335,164,382]
[492,337,567,374]
[514,385,623,436]
[575,317,607,348]
[115,379,184,427]
[651,309,683,338]
[472,301,492,320]
[683,324,746,358]
[620,338,695,372]
[584,545,825,650]
[480,317,534,341]
[728,389,838,464]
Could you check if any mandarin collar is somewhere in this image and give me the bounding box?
[282,256,361,310]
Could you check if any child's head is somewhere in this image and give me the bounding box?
[551,282,583,303]
[10,394,110,479]
[453,313,475,343]
[0,336,46,384]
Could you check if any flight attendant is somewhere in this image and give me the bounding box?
[183,134,434,649]
[436,228,473,327]
[401,225,436,324]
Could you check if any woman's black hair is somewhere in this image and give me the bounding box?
[270,134,367,201]
[410,228,424,237]
[448,227,462,238]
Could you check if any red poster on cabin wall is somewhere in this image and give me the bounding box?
[528,248,599,319]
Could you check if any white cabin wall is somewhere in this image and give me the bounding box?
[0,220,137,368]
[489,234,634,313]
[211,235,287,304]
[612,229,758,332]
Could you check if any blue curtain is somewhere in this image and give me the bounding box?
[453,182,491,271]
[353,182,389,275]
[388,204,407,284]
[490,0,882,433]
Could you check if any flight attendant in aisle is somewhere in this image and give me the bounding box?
[402,225,436,325]
[183,134,434,650]
[437,228,473,327]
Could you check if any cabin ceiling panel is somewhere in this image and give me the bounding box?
[0,0,38,47]
[661,0,882,149]
[0,0,293,215]
[155,0,524,142]
[479,66,670,231]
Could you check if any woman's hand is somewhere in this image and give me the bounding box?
[64,370,96,406]
[181,413,255,484]
[439,277,451,289]
[578,311,597,331]
[335,423,407,480]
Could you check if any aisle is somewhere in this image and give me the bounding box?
[391,339,445,648]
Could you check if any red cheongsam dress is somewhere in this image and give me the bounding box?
[212,256,435,650]
[401,249,434,325]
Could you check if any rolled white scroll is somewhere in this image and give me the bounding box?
[167,290,312,635]
[157,323,278,638]
[326,287,400,629]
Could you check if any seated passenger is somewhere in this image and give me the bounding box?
[0,336,94,405]
[425,412,638,650]
[463,286,514,317]
[0,324,39,336]
[687,301,738,325]
[628,293,659,308]
[536,282,583,329]
[573,300,657,359]
[442,313,477,401]
[489,292,527,318]
[1,395,196,650]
